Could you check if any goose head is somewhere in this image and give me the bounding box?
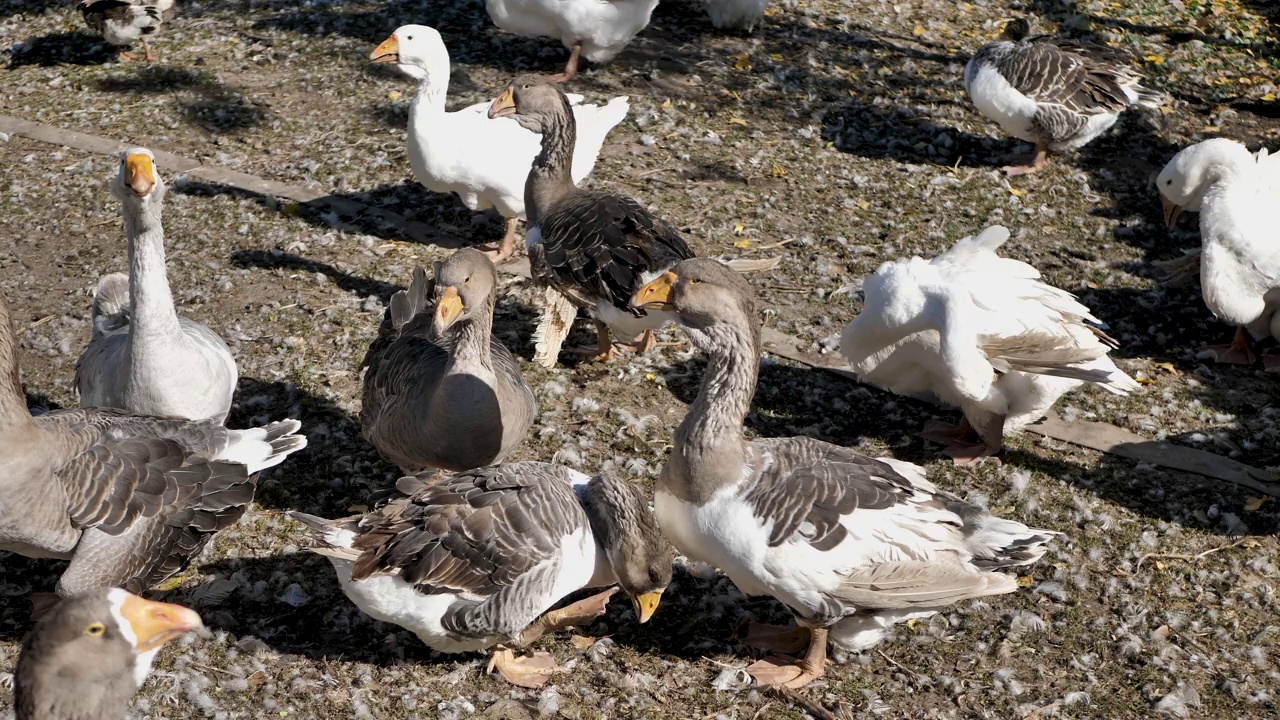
[430,248,498,336]
[371,25,449,84]
[580,470,671,624]
[1157,138,1254,229]
[631,258,759,353]
[110,148,164,205]
[487,75,572,133]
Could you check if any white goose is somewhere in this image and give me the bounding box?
[703,0,769,32]
[75,149,238,424]
[484,0,659,81]
[840,225,1140,464]
[370,25,630,261]
[1158,138,1280,368]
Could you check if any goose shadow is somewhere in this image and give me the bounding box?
[7,30,115,68]
[230,249,401,305]
[92,66,269,133]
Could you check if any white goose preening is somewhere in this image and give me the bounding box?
[292,464,671,688]
[484,0,659,82]
[369,25,630,261]
[964,18,1162,175]
[76,0,176,62]
[0,288,306,596]
[1157,138,1280,368]
[839,225,1140,464]
[631,258,1058,688]
[488,76,695,365]
[75,148,238,424]
[360,248,536,474]
[15,589,202,720]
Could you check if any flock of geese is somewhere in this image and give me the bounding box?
[5,2,1278,718]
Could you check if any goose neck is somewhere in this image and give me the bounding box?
[0,295,34,430]
[125,196,183,346]
[442,299,496,376]
[524,99,577,227]
[408,67,448,117]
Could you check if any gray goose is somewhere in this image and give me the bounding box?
[963,18,1162,175]
[631,259,1058,688]
[15,588,202,720]
[292,464,671,688]
[360,248,536,474]
[77,0,176,62]
[75,148,238,424]
[0,289,306,596]
[487,76,695,365]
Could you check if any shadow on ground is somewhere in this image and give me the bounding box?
[8,30,115,68]
[93,66,270,133]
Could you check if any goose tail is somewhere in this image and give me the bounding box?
[288,511,361,561]
[91,273,131,340]
[532,286,578,368]
[217,419,308,474]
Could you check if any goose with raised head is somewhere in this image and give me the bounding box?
[15,589,202,720]
[0,288,306,596]
[488,76,694,366]
[840,225,1140,464]
[631,258,1058,688]
[1158,138,1280,368]
[370,26,630,261]
[75,148,237,424]
[77,0,176,62]
[292,464,670,688]
[360,248,536,473]
[964,18,1162,175]
[484,0,658,82]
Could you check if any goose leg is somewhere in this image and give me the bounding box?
[487,647,564,688]
[552,41,582,83]
[747,626,829,689]
[475,217,519,263]
[920,418,999,465]
[141,37,155,62]
[1200,327,1256,365]
[741,622,809,655]
[611,329,658,354]
[1002,142,1048,176]
[516,587,617,646]
[566,319,615,361]
[487,588,617,688]
[117,49,136,62]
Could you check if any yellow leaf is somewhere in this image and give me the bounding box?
[1136,377,1155,385]
[1144,54,1165,65]
[913,26,926,37]
[644,372,656,381]
[661,99,673,109]
[733,223,746,234]
[856,199,870,210]
[1154,560,1166,571]
[768,162,786,178]
[570,635,595,650]
[763,6,779,17]
[1008,187,1025,196]
[1016,575,1033,588]
[1245,496,1268,511]
[1263,92,1277,102]
[728,117,748,126]
[733,52,750,71]
[1153,361,1177,373]
[387,89,402,102]
[734,239,751,248]
[770,53,783,61]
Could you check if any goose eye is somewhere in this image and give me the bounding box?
[522,83,531,89]
[464,276,471,284]
[407,35,414,41]
[85,623,106,637]
[689,278,702,284]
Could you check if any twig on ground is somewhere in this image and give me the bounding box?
[764,687,841,720]
[1022,701,1061,719]
[877,649,921,679]
[1135,537,1252,570]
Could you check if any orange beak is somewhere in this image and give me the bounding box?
[370,35,399,63]
[433,286,464,335]
[1160,194,1184,230]
[119,593,203,653]
[488,86,516,119]
[631,272,677,311]
[124,153,155,196]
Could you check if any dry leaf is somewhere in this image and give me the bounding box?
[1244,496,1268,511]
[1008,187,1025,196]
[661,99,673,109]
[569,635,595,651]
[1262,92,1277,102]
[387,90,402,101]
[728,117,747,126]
[734,239,751,248]
[1154,560,1166,571]
[1136,377,1155,385]
[733,223,746,234]
[1153,361,1177,373]
[1144,55,1165,65]
[768,162,786,178]
[733,52,750,71]
[1016,575,1033,588]
[856,199,870,210]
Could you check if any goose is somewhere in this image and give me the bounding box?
[360,248,536,473]
[292,464,671,688]
[76,0,176,62]
[488,76,694,365]
[1158,138,1280,368]
[75,148,238,424]
[370,26,630,261]
[703,0,770,32]
[964,18,1162,175]
[15,589,202,720]
[839,225,1140,464]
[0,288,306,596]
[630,258,1059,688]
[484,0,659,82]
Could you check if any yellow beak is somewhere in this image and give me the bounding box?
[1160,193,1184,230]
[433,286,464,334]
[630,589,663,624]
[119,593,203,653]
[631,272,677,311]
[488,86,516,120]
[370,35,399,63]
[124,153,155,196]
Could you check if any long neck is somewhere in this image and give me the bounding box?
[442,298,496,376]
[0,294,34,430]
[406,62,447,117]
[665,321,760,501]
[124,195,183,348]
[524,100,577,227]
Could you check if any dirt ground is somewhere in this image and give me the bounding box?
[2,0,1279,718]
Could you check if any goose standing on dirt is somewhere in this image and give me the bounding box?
[292,465,670,688]
[631,258,1058,688]
[75,148,237,424]
[703,0,769,32]
[0,288,306,596]
[839,225,1140,464]
[484,0,658,82]
[488,76,694,366]
[964,18,1162,175]
[370,26,630,261]
[1158,138,1280,368]
[360,249,536,473]
[15,589,202,720]
[77,0,175,62]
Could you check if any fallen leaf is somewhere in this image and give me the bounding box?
[1016,575,1033,588]
[733,223,745,234]
[569,635,595,650]
[913,26,926,37]
[1144,54,1165,65]
[856,199,870,210]
[728,117,748,126]
[734,239,751,248]
[1262,92,1277,102]
[1244,496,1268,511]
[661,99,673,109]
[1153,361,1177,373]
[247,670,268,688]
[1136,377,1156,385]
[733,52,750,71]
[387,89,402,102]
[1154,560,1166,571]
[644,372,656,381]
[768,162,786,178]
[1008,187,1025,196]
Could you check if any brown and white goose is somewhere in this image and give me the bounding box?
[488,76,695,366]
[360,248,536,473]
[964,18,1162,175]
[632,259,1058,688]
[76,0,176,62]
[0,288,306,596]
[293,464,671,688]
[15,589,202,720]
